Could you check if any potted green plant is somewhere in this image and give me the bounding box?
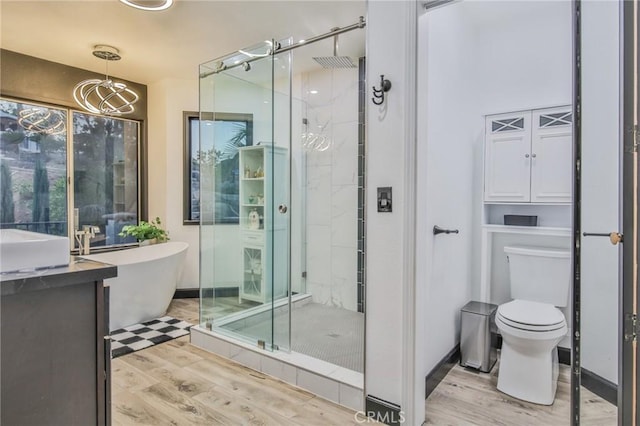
[118,217,169,245]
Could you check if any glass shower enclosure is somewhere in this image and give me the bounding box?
[197,26,365,378]
[199,39,292,351]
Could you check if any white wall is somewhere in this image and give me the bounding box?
[470,1,572,115]
[365,0,414,412]
[148,78,200,289]
[417,0,479,390]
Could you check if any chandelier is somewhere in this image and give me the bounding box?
[73,45,139,116]
[119,0,173,11]
[18,108,66,135]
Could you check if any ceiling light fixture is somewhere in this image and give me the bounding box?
[73,45,139,116]
[119,0,173,11]
[18,108,66,135]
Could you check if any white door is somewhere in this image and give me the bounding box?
[484,111,532,202]
[579,2,631,425]
[530,107,573,203]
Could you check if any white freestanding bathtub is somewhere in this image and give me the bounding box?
[82,241,188,331]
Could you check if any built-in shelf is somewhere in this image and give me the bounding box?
[482,224,571,237]
[239,145,287,304]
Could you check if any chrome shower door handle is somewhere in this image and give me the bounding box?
[278,204,288,214]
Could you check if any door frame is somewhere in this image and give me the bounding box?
[571,0,581,423]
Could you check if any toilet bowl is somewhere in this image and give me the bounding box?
[496,299,567,405]
[496,246,570,405]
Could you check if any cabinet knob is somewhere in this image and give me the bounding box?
[525,154,530,158]
[531,153,537,158]
[278,204,288,214]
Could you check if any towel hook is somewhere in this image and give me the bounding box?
[372,75,392,105]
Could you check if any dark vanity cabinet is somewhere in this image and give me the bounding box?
[1,259,116,426]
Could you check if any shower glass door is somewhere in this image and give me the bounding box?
[199,39,291,351]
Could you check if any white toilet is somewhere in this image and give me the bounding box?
[495,245,570,405]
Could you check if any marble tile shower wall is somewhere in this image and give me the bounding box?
[303,68,359,312]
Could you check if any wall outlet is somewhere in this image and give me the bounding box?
[377,187,392,212]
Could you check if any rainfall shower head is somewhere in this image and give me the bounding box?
[313,30,356,69]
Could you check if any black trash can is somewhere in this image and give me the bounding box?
[460,301,498,373]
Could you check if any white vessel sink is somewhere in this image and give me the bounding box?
[0,229,70,273]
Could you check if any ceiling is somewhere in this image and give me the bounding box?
[0,0,367,85]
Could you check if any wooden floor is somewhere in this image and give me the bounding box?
[115,298,617,425]
[426,362,617,426]
[170,296,258,325]
[111,299,361,425]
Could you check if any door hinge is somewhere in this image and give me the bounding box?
[626,125,640,153]
[624,313,639,342]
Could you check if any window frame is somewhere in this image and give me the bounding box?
[0,96,143,252]
[183,111,253,225]
[70,109,142,252]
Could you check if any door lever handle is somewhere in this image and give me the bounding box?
[433,225,459,236]
[582,232,623,245]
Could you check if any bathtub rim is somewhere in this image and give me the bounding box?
[80,241,188,266]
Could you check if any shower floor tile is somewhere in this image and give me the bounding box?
[222,302,364,373]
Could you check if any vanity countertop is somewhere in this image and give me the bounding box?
[0,257,117,296]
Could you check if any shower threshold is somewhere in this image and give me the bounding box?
[191,301,364,411]
[210,292,312,328]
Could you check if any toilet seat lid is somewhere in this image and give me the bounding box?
[497,299,565,328]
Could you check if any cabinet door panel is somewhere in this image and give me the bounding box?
[242,245,265,302]
[484,113,532,202]
[530,108,572,203]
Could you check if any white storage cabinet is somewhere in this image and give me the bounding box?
[484,106,572,203]
[238,145,288,304]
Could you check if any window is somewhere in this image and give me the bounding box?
[0,99,68,236]
[0,97,140,250]
[73,112,139,248]
[183,111,253,224]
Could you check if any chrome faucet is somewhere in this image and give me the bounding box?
[75,225,100,255]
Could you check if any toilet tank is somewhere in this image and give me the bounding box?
[504,245,571,307]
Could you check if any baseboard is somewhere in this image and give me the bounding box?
[581,368,617,406]
[173,287,239,299]
[364,395,404,425]
[173,288,199,298]
[425,345,460,399]
[557,346,571,366]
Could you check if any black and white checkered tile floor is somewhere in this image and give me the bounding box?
[110,316,191,358]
